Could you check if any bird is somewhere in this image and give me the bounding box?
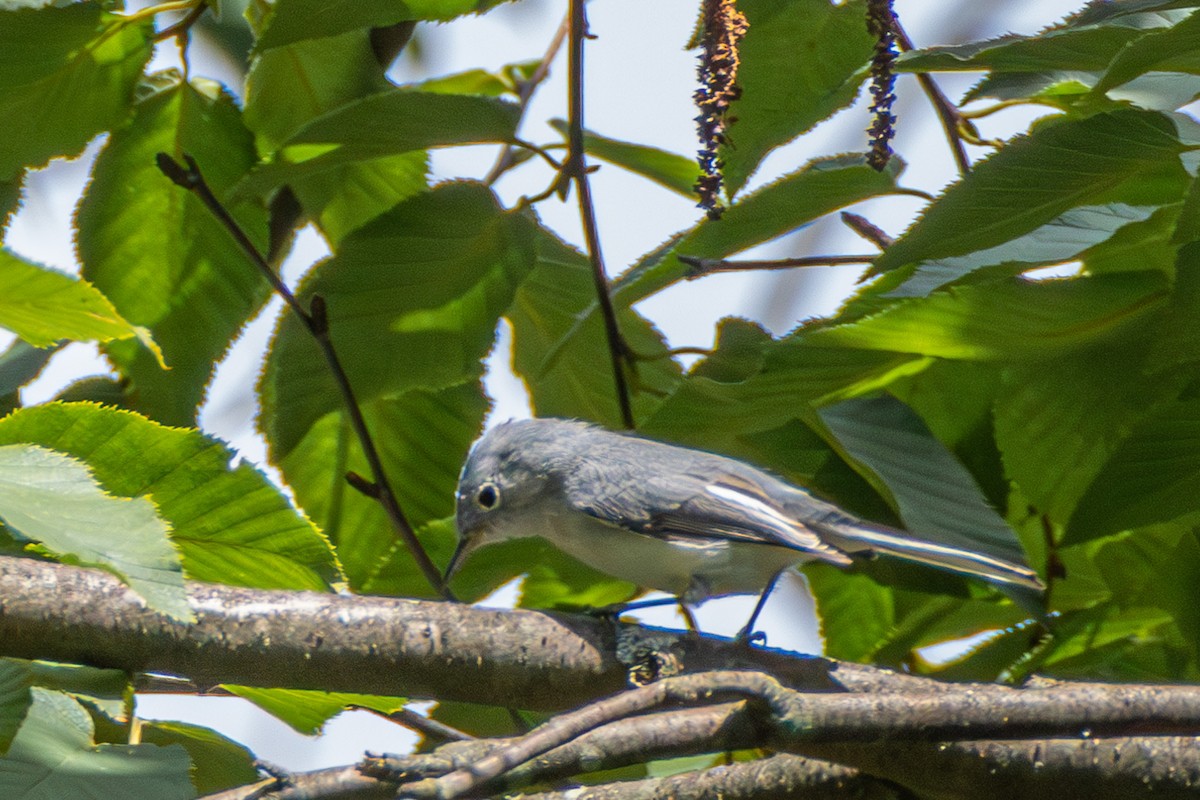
[448,417,1043,638]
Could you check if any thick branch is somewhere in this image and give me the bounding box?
[0,556,854,708]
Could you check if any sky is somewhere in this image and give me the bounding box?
[4,0,1083,771]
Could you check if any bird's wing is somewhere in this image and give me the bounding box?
[570,470,853,566]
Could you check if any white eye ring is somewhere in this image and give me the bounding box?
[475,482,500,510]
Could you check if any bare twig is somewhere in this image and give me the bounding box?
[152,1,208,42]
[888,10,971,175]
[484,13,570,185]
[154,154,452,601]
[565,0,635,429]
[682,253,878,278]
[840,211,895,249]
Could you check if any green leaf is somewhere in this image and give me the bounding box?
[244,30,428,246]
[614,154,904,304]
[0,443,190,621]
[1068,400,1200,543]
[548,119,699,198]
[897,7,1190,75]
[718,0,875,195]
[224,687,406,735]
[805,565,894,662]
[508,229,680,429]
[260,183,535,461]
[0,661,31,756]
[810,271,1169,361]
[1093,9,1200,96]
[0,177,18,229]
[255,0,514,50]
[818,394,1033,569]
[994,341,1188,525]
[641,324,928,450]
[137,721,257,796]
[0,689,193,799]
[0,339,56,415]
[282,383,487,592]
[884,203,1162,298]
[0,403,340,591]
[0,3,152,178]
[238,92,520,197]
[77,77,269,426]
[0,250,141,348]
[874,110,1198,274]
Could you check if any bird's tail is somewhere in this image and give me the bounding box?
[820,519,1044,591]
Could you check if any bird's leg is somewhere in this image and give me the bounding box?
[734,569,786,646]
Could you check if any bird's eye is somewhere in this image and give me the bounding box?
[476,482,499,510]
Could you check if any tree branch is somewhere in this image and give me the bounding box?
[888,9,971,175]
[565,0,635,429]
[154,154,451,602]
[394,670,1200,798]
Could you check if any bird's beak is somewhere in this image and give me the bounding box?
[444,533,476,583]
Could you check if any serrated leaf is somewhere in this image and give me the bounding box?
[0,403,340,591]
[614,155,904,304]
[137,720,257,796]
[0,443,190,621]
[0,661,31,756]
[1093,9,1200,95]
[255,0,514,50]
[223,687,406,735]
[805,565,894,662]
[995,341,1188,525]
[0,250,140,348]
[718,0,875,195]
[875,110,1197,273]
[0,3,152,178]
[548,119,699,198]
[897,8,1189,74]
[884,203,1161,297]
[283,383,487,592]
[244,30,428,246]
[260,183,534,462]
[78,78,269,426]
[0,690,193,799]
[0,339,56,415]
[508,229,680,428]
[238,92,520,196]
[810,272,1169,360]
[818,394,1033,568]
[1068,400,1200,542]
[641,334,927,451]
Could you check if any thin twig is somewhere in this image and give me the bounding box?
[154,153,453,602]
[153,1,208,42]
[682,254,878,278]
[888,11,971,175]
[840,211,894,250]
[368,706,473,744]
[484,13,571,185]
[566,0,635,429]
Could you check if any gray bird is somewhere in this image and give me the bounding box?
[449,417,1043,635]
